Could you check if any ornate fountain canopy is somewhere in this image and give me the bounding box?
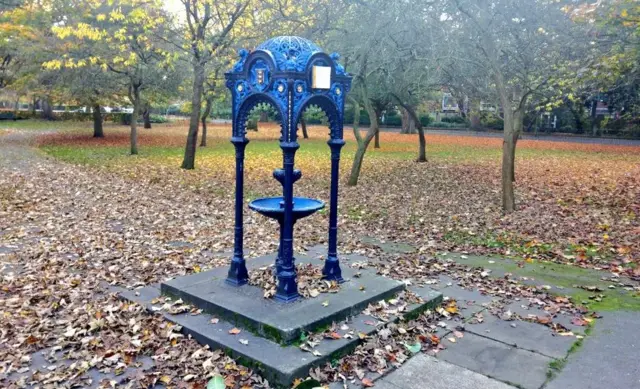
[228,36,348,75]
[225,36,352,140]
[256,36,323,73]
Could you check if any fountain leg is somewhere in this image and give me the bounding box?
[323,139,345,283]
[275,141,300,302]
[275,219,284,275]
[226,137,249,286]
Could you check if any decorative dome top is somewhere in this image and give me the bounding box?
[256,36,323,72]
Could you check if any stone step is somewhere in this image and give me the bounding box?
[160,255,407,345]
[118,280,442,388]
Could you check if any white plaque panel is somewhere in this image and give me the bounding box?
[312,66,331,89]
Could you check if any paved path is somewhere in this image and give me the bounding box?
[546,311,640,389]
[374,354,515,389]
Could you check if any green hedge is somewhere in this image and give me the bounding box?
[344,108,371,126]
[247,117,258,130]
[382,112,402,127]
[419,115,433,127]
[441,116,467,124]
[148,114,168,123]
[429,122,468,128]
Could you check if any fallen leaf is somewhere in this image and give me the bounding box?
[571,317,588,326]
[206,375,225,389]
[537,316,552,325]
[229,328,241,335]
[404,342,421,354]
[362,378,375,387]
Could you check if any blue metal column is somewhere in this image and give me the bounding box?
[226,136,250,286]
[276,79,300,302]
[323,137,345,282]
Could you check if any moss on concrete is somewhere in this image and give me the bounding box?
[449,254,640,312]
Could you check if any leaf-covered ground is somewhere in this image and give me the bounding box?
[0,121,638,388]
[37,122,640,273]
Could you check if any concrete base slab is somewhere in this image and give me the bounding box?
[161,255,405,344]
[437,332,552,389]
[466,315,575,359]
[378,354,516,389]
[119,271,442,388]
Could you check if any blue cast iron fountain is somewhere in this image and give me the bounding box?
[224,36,352,302]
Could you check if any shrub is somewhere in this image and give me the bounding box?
[247,117,258,131]
[344,108,371,126]
[441,116,467,124]
[382,112,402,127]
[303,106,328,125]
[109,113,132,125]
[148,114,168,123]
[419,115,432,127]
[480,112,503,130]
[429,122,467,129]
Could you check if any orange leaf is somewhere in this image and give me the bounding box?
[362,378,375,387]
[229,328,241,335]
[537,316,552,325]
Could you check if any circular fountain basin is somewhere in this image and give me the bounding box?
[249,197,325,222]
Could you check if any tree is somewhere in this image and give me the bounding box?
[437,0,586,212]
[46,0,175,154]
[178,0,250,169]
[0,0,67,119]
[377,4,442,163]
[568,0,640,136]
[57,66,124,137]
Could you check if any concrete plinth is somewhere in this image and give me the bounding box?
[161,255,406,344]
[119,253,443,388]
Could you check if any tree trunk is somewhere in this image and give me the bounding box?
[182,62,205,169]
[41,97,54,120]
[143,102,152,129]
[31,96,37,115]
[401,107,416,134]
[200,95,213,147]
[591,100,597,136]
[501,109,523,213]
[348,96,378,187]
[392,95,427,162]
[417,126,427,162]
[349,134,376,186]
[374,127,380,148]
[130,85,140,155]
[92,103,104,138]
[301,117,309,139]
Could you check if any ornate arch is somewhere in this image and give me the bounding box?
[294,94,342,139]
[234,92,285,138]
